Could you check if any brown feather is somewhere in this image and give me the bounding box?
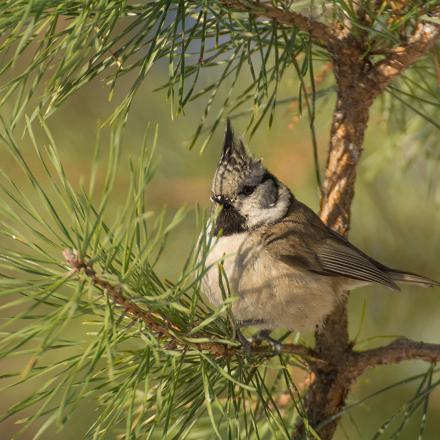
[261,199,402,291]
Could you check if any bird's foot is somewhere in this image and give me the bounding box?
[254,329,282,353]
[236,327,253,353]
[235,328,283,354]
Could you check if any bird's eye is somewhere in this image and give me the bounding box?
[241,185,256,196]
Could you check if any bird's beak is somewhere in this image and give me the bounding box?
[210,194,231,208]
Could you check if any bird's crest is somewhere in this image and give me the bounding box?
[212,119,264,197]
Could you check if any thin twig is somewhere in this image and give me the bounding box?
[63,249,314,359]
[352,337,440,376]
[220,0,338,47]
[374,8,440,88]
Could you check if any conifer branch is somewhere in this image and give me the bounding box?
[352,337,440,375]
[374,8,440,89]
[63,249,314,359]
[220,0,337,47]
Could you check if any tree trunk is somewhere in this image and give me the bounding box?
[300,45,379,439]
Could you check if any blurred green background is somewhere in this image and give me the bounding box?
[1,51,440,439]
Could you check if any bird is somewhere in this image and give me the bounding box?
[201,119,440,350]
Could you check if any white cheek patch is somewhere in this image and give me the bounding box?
[241,185,291,228]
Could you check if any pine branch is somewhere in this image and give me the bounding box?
[374,8,440,89]
[353,338,440,375]
[220,0,337,47]
[63,249,176,338]
[63,249,314,359]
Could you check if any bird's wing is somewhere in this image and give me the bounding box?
[316,239,399,290]
[262,200,400,291]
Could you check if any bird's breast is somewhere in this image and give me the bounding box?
[202,232,260,306]
[200,229,339,332]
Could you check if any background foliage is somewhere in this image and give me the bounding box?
[1,1,440,439]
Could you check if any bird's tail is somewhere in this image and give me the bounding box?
[387,269,440,288]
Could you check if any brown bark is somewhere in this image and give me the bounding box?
[301,40,378,439]
[221,0,337,47]
[301,12,440,440]
[63,249,313,359]
[353,337,440,375]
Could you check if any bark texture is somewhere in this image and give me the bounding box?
[305,14,440,440]
[305,40,377,438]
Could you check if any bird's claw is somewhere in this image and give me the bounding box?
[254,330,283,353]
[236,328,283,354]
[236,327,253,354]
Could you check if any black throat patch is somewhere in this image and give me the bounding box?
[214,206,246,236]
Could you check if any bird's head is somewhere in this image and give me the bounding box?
[211,119,292,236]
